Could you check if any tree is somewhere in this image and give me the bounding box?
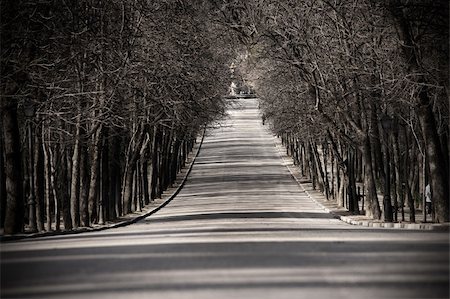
[1,0,234,234]
[218,0,448,221]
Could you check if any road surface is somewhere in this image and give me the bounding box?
[1,98,449,299]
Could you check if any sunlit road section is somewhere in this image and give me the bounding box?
[1,98,449,299]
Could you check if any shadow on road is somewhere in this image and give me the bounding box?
[2,237,449,298]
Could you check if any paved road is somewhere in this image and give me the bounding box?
[1,98,449,299]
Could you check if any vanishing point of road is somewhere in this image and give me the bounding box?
[1,98,449,299]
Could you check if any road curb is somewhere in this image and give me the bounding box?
[272,135,449,231]
[1,133,205,242]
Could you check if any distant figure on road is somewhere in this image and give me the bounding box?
[425,183,432,215]
[262,113,266,125]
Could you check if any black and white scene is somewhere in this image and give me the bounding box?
[1,1,449,298]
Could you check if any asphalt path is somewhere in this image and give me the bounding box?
[1,98,449,299]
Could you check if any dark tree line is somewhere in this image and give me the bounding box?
[1,0,235,234]
[1,0,448,235]
[221,0,448,222]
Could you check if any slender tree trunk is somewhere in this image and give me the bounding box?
[301,143,307,176]
[322,143,331,199]
[34,130,45,232]
[158,129,167,195]
[101,130,109,222]
[347,150,359,214]
[171,139,181,184]
[60,148,72,230]
[304,143,311,180]
[0,119,7,230]
[122,124,147,214]
[403,128,416,222]
[69,112,81,228]
[162,128,173,191]
[109,134,121,218]
[151,126,160,200]
[312,142,326,196]
[181,140,187,169]
[88,125,102,224]
[362,136,381,219]
[381,134,394,222]
[97,124,104,217]
[330,149,335,199]
[123,165,134,214]
[135,167,141,212]
[79,143,89,227]
[42,130,52,231]
[369,103,384,181]
[141,160,150,205]
[48,143,60,231]
[140,130,151,206]
[1,103,24,234]
[392,127,402,222]
[338,169,345,208]
[308,142,319,190]
[406,168,418,223]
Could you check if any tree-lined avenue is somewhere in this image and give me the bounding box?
[1,98,448,299]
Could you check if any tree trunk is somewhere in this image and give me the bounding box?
[392,126,403,222]
[347,150,359,214]
[88,125,102,224]
[139,129,151,206]
[108,134,122,219]
[48,143,61,231]
[362,136,381,219]
[304,142,311,180]
[109,135,121,218]
[417,93,449,222]
[308,142,319,190]
[69,112,81,228]
[60,148,72,230]
[170,139,181,184]
[161,128,173,191]
[312,142,326,196]
[0,121,6,230]
[34,125,45,232]
[151,126,161,200]
[79,143,89,227]
[101,130,109,222]
[140,129,151,206]
[181,140,187,169]
[1,103,24,234]
[122,124,147,214]
[141,160,150,205]
[406,167,418,223]
[123,166,134,214]
[42,130,52,231]
[330,149,336,199]
[338,169,345,208]
[322,143,331,199]
[403,128,416,222]
[369,103,384,181]
[135,167,140,211]
[158,129,168,195]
